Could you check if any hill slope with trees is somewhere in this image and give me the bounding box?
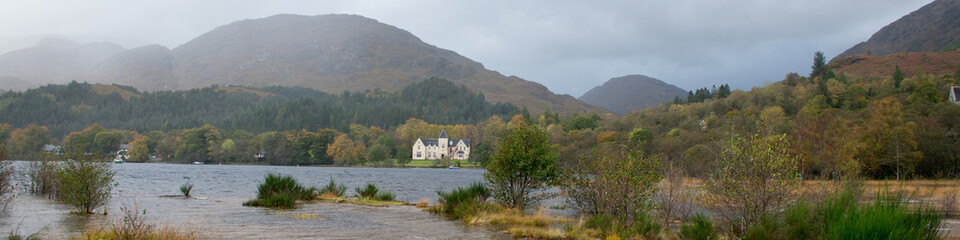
[0,78,518,138]
[0,14,604,114]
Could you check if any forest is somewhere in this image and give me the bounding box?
[0,77,518,137]
[2,55,960,179]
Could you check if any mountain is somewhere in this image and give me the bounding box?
[0,14,604,114]
[836,0,960,59]
[830,50,960,78]
[0,38,123,85]
[578,75,686,114]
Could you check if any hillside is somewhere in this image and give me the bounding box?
[578,75,687,114]
[0,78,518,137]
[836,0,960,58]
[0,14,604,114]
[0,38,122,85]
[830,50,960,78]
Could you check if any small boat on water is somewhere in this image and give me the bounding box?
[193,162,204,165]
[113,156,123,164]
[447,166,460,169]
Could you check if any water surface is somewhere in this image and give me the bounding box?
[0,163,504,239]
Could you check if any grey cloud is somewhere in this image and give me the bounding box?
[0,0,935,95]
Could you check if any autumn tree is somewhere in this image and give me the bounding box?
[705,133,801,236]
[65,123,106,153]
[485,121,560,209]
[565,142,661,224]
[859,97,921,179]
[6,124,51,157]
[175,124,222,163]
[327,134,362,166]
[127,135,150,162]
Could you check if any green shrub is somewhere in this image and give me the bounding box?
[320,177,346,197]
[583,213,659,239]
[244,174,315,209]
[744,216,780,240]
[784,202,816,240]
[27,153,60,197]
[244,193,296,209]
[376,191,395,201]
[355,183,379,199]
[55,151,115,214]
[826,190,941,240]
[179,181,193,197]
[679,214,717,240]
[437,182,490,216]
[256,174,315,200]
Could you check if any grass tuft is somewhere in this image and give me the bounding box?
[320,177,347,197]
[243,174,315,209]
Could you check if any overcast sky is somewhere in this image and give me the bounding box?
[0,0,934,96]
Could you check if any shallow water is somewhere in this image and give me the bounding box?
[0,162,506,239]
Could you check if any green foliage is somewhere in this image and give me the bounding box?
[244,194,296,209]
[244,174,315,209]
[679,214,718,240]
[583,214,660,239]
[562,114,600,131]
[629,127,653,145]
[811,51,827,79]
[179,181,193,197]
[484,122,560,209]
[436,182,491,217]
[375,191,395,201]
[0,79,517,139]
[468,142,492,166]
[26,153,59,197]
[320,177,347,197]
[893,65,905,88]
[55,151,115,213]
[395,147,412,167]
[175,124,222,164]
[705,133,800,235]
[355,183,379,199]
[826,190,941,240]
[366,144,388,166]
[565,142,661,223]
[0,157,14,208]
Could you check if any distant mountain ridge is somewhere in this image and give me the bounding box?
[836,0,960,59]
[578,75,686,114]
[0,14,604,114]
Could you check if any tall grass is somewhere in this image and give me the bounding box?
[243,174,316,209]
[679,214,717,240]
[180,181,193,197]
[320,177,346,197]
[735,183,942,240]
[826,190,941,240]
[355,184,379,199]
[354,183,395,201]
[435,182,490,218]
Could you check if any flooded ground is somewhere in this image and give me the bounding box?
[0,163,506,239]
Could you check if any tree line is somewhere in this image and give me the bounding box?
[0,77,518,138]
[3,51,960,179]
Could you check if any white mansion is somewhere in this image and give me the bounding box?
[412,130,471,160]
